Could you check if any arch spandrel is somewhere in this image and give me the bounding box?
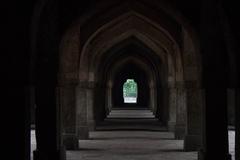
[58,24,80,85]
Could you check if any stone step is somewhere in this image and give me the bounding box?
[107,109,155,119]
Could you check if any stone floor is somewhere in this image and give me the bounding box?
[97,109,167,131]
[31,130,236,160]
[107,109,155,119]
[68,131,197,160]
[30,109,236,160]
[31,130,198,160]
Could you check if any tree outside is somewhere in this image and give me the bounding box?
[123,79,138,103]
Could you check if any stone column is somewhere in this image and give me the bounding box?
[168,88,177,132]
[227,89,235,126]
[175,85,187,139]
[149,83,157,115]
[219,2,239,159]
[198,88,230,160]
[61,85,79,150]
[76,85,89,139]
[94,85,107,122]
[87,87,95,131]
[198,1,231,159]
[106,83,113,115]
[6,86,34,160]
[34,86,66,160]
[184,86,202,151]
[149,84,153,112]
[236,88,240,160]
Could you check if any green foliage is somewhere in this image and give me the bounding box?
[123,79,137,97]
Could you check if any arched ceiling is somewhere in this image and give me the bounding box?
[64,0,182,44]
[79,10,182,83]
[57,0,201,87]
[95,38,164,87]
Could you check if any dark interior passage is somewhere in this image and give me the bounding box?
[7,0,240,160]
[113,63,150,108]
[123,79,138,104]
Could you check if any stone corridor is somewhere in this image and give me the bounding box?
[31,109,235,160]
[7,1,240,160]
[31,130,236,160]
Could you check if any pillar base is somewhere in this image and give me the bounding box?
[167,121,176,132]
[77,126,89,140]
[175,124,185,139]
[198,149,205,160]
[63,134,79,150]
[33,147,66,160]
[88,120,96,131]
[105,107,110,115]
[184,134,201,151]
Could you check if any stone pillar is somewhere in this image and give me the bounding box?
[175,86,187,139]
[149,83,157,115]
[6,86,33,160]
[27,87,34,159]
[94,85,107,122]
[106,83,113,115]
[184,87,202,151]
[199,88,230,160]
[149,84,153,112]
[168,88,177,131]
[60,85,79,150]
[32,1,66,158]
[227,89,235,126]
[236,88,240,160]
[34,86,66,160]
[198,1,231,159]
[87,88,95,131]
[218,2,239,159]
[156,86,168,123]
[76,85,89,139]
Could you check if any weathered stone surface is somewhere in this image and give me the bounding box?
[76,87,89,139]
[175,88,187,139]
[61,86,77,134]
[168,88,177,131]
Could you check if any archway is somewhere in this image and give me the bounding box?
[123,79,138,104]
[28,1,238,160]
[58,0,202,154]
[112,63,150,108]
[94,38,165,123]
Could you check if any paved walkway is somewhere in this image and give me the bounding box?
[31,109,235,160]
[31,130,235,160]
[68,131,197,160]
[107,109,155,119]
[97,109,167,131]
